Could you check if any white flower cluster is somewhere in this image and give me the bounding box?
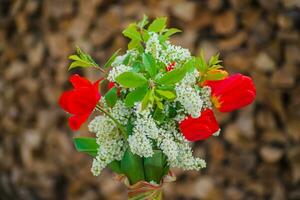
[161,41,191,65]
[158,121,206,170]
[109,100,132,125]
[175,70,203,118]
[107,64,131,82]
[199,86,213,109]
[128,109,160,157]
[145,32,191,65]
[88,116,126,176]
[145,32,162,60]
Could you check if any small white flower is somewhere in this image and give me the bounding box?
[107,64,131,82]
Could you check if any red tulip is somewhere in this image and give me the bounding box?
[205,73,256,112]
[179,109,219,141]
[59,74,101,130]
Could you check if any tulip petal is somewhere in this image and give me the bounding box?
[70,74,93,88]
[69,114,90,130]
[179,109,219,141]
[206,73,256,112]
[59,90,74,113]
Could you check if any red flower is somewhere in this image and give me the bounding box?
[59,74,101,130]
[166,62,176,71]
[179,109,219,141]
[205,73,256,112]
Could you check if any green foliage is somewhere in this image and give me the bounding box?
[153,106,165,122]
[143,150,167,183]
[121,149,145,184]
[159,28,181,41]
[103,49,121,68]
[142,53,157,78]
[108,160,123,174]
[105,87,118,107]
[73,137,99,157]
[148,17,167,33]
[68,47,98,70]
[155,89,176,100]
[115,71,148,88]
[122,23,142,41]
[125,86,148,107]
[141,89,154,110]
[137,15,149,29]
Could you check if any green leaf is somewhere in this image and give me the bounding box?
[156,68,186,85]
[153,107,165,122]
[142,53,157,78]
[128,39,142,51]
[160,28,182,41]
[125,86,148,107]
[143,150,167,183]
[105,87,118,107]
[208,53,222,67]
[164,28,181,38]
[148,17,167,32]
[122,23,142,41]
[103,49,121,68]
[108,160,123,174]
[73,137,99,157]
[121,149,145,184]
[195,50,208,73]
[126,117,134,136]
[182,57,195,73]
[137,15,149,29]
[68,47,98,70]
[115,72,148,88]
[206,69,228,81]
[141,90,153,110]
[142,30,150,41]
[155,89,176,100]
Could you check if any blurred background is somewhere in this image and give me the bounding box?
[1,0,300,199]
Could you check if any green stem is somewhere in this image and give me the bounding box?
[95,104,128,139]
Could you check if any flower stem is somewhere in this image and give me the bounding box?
[95,104,128,139]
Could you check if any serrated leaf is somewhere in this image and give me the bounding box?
[122,23,142,41]
[125,86,148,107]
[121,149,145,184]
[103,49,121,68]
[148,17,167,32]
[142,53,157,77]
[73,137,98,157]
[155,89,176,100]
[115,72,148,88]
[105,87,118,107]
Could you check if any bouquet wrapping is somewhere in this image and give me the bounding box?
[59,16,256,199]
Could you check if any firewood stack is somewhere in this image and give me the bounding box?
[0,0,299,199]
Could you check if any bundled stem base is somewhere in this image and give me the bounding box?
[115,171,176,200]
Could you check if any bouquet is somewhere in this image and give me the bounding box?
[59,16,256,199]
